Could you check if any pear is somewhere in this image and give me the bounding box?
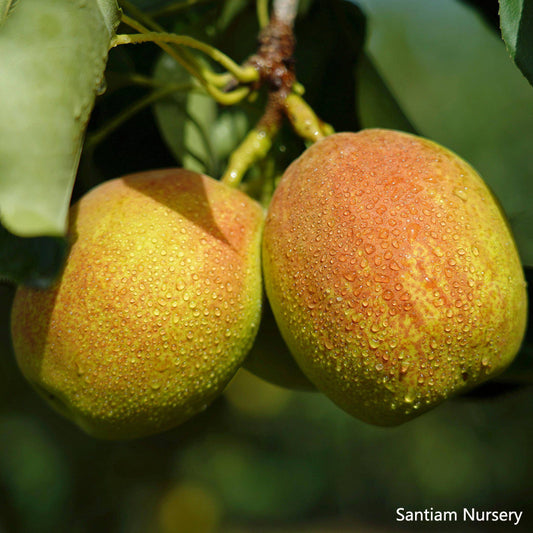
[11,169,264,439]
[262,129,527,426]
[243,297,316,391]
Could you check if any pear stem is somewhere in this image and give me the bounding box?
[257,0,270,28]
[273,0,299,28]
[221,0,334,187]
[116,4,258,105]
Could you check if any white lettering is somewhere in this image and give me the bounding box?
[395,508,457,522]
[397,507,521,524]
[463,508,523,524]
[464,508,475,521]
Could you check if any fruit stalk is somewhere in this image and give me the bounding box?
[273,0,299,27]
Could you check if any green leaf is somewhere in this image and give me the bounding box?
[0,0,18,26]
[0,223,67,288]
[152,4,261,178]
[355,0,533,266]
[499,0,533,85]
[153,54,219,175]
[356,52,417,133]
[0,0,119,238]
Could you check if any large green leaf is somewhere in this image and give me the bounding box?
[355,0,533,265]
[0,0,120,238]
[356,52,417,133]
[500,0,533,86]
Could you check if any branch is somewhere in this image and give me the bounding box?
[273,0,298,27]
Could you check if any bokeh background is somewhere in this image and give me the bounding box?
[2,0,533,531]
[2,280,533,532]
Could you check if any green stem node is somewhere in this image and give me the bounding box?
[221,126,279,188]
[284,93,333,142]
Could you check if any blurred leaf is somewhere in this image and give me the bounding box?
[178,435,324,521]
[355,0,533,265]
[295,0,366,132]
[152,5,261,178]
[0,0,119,237]
[0,0,18,26]
[127,0,178,8]
[356,52,417,133]
[500,0,533,85]
[153,55,219,174]
[0,223,67,288]
[461,0,501,32]
[0,415,70,533]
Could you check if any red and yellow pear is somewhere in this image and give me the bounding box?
[262,129,527,425]
[11,169,264,439]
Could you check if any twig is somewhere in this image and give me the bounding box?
[273,0,298,28]
[111,32,259,84]
[257,0,270,28]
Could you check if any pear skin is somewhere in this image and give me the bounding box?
[262,129,527,425]
[243,296,316,391]
[11,169,264,439]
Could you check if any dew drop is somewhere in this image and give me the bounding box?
[404,388,416,403]
[383,290,393,301]
[406,223,420,239]
[344,272,356,282]
[453,188,468,201]
[369,338,380,349]
[389,261,400,271]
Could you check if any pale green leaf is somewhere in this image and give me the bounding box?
[0,0,19,26]
[0,0,120,237]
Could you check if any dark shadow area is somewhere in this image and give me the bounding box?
[124,169,233,248]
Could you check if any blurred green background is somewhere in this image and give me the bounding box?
[3,0,533,531]
[2,280,533,533]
